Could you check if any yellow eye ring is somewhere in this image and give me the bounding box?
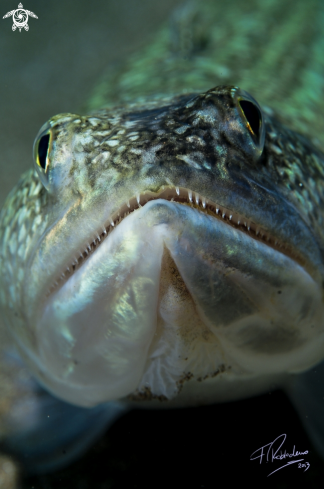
[234,89,265,156]
[33,121,53,190]
[238,99,262,141]
[34,130,51,172]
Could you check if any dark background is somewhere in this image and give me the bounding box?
[0,1,323,487]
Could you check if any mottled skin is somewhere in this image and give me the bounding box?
[1,84,324,404]
[1,0,324,478]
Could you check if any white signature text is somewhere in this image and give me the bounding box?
[250,433,309,476]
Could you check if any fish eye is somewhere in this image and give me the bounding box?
[239,100,262,141]
[37,133,50,170]
[234,89,265,157]
[33,122,52,189]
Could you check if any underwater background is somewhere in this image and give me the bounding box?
[0,0,324,487]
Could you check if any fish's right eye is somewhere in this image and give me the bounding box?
[33,122,52,190]
[37,133,50,170]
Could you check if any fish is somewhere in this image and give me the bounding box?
[1,0,324,481]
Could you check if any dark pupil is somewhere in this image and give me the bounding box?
[38,134,50,170]
[239,100,261,140]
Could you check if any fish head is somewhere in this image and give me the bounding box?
[1,85,324,407]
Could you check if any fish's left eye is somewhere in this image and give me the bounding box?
[33,122,52,190]
[234,88,265,158]
[239,100,262,142]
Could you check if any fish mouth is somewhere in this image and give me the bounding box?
[47,186,305,295]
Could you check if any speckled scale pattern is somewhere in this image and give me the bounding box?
[70,88,324,235]
[259,116,324,246]
[83,91,229,184]
[0,171,47,312]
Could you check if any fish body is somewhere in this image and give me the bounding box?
[1,0,324,476]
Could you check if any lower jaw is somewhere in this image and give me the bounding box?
[28,199,323,408]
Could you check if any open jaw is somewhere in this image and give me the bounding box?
[47,186,305,295]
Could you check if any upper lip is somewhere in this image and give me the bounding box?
[46,186,304,296]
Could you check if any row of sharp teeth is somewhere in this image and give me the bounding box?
[47,186,294,294]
